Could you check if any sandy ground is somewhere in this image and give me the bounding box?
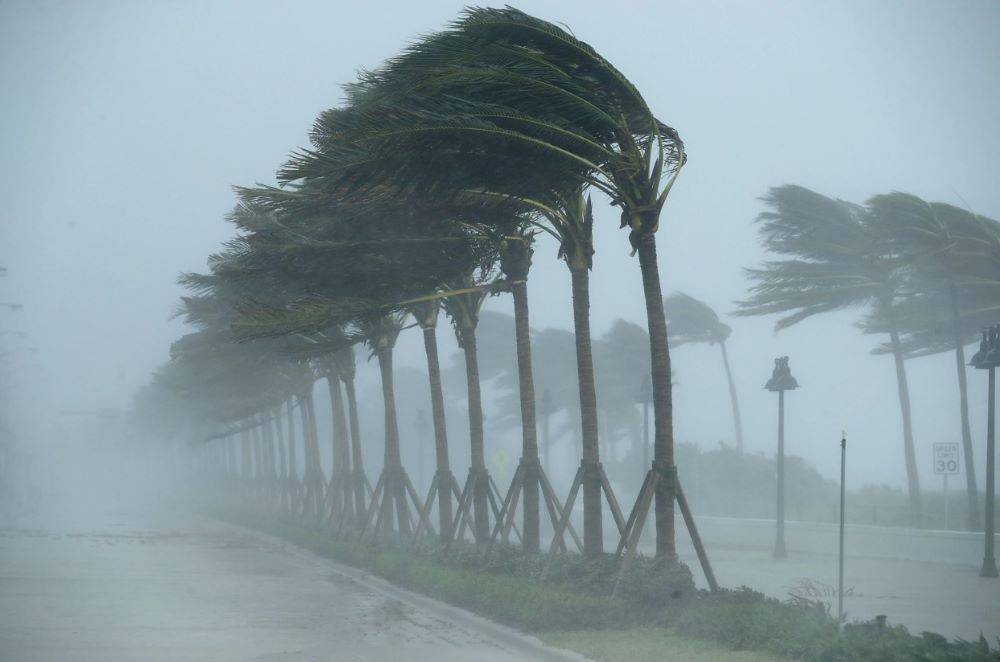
[0,510,575,662]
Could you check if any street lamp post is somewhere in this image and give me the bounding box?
[766,356,799,559]
[969,326,999,578]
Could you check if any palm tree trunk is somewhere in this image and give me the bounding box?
[286,399,297,507]
[461,328,490,543]
[326,372,353,518]
[273,407,287,484]
[240,428,251,482]
[250,419,262,483]
[227,439,235,477]
[635,233,676,558]
[296,394,312,512]
[510,278,540,552]
[303,389,324,515]
[570,265,603,556]
[273,412,286,510]
[342,376,367,522]
[889,329,922,521]
[377,346,410,536]
[947,279,980,530]
[719,340,745,453]
[422,325,454,542]
[261,413,275,498]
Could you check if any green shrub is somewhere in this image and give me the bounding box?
[671,587,1000,662]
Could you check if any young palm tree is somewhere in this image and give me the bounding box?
[666,292,744,453]
[241,188,494,535]
[442,277,495,543]
[331,345,368,523]
[736,185,923,520]
[322,357,353,523]
[407,298,459,542]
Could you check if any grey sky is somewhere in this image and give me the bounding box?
[2,0,999,488]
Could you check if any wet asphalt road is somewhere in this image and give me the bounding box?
[0,511,566,662]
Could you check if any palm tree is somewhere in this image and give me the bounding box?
[666,292,745,453]
[866,193,1000,530]
[282,8,688,557]
[442,277,496,543]
[223,187,488,536]
[331,345,368,523]
[322,356,353,523]
[408,299,459,542]
[736,185,923,520]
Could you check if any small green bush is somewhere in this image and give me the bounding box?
[671,587,1000,662]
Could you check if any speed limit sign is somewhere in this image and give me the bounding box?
[933,443,960,475]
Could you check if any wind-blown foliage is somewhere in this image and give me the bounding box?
[736,185,924,518]
[666,292,744,453]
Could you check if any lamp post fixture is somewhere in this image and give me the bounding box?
[766,356,799,559]
[969,326,999,578]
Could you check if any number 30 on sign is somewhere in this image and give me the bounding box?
[933,443,960,475]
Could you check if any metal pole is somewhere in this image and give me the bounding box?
[774,389,786,559]
[982,366,998,577]
[838,432,846,622]
[943,473,949,531]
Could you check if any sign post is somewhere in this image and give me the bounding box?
[837,432,846,625]
[933,443,960,530]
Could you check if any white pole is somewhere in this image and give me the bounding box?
[837,432,846,625]
[943,473,949,531]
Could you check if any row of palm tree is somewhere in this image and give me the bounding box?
[134,7,702,562]
[737,185,1000,528]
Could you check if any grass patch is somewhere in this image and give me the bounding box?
[542,627,781,661]
[226,509,630,631]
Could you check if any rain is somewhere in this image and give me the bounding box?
[2,2,999,661]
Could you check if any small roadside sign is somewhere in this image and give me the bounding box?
[933,443,960,475]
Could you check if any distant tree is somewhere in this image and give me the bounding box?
[736,185,923,521]
[866,194,1000,530]
[666,292,745,453]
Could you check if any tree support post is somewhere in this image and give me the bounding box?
[613,462,718,595]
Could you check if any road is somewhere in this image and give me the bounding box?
[0,510,578,662]
[670,516,1000,642]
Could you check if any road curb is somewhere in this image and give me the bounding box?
[230,521,591,662]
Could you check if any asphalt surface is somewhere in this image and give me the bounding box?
[0,510,579,662]
[670,516,1000,642]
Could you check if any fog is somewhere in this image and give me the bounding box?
[2,1,1000,660]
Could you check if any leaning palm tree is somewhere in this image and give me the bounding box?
[442,277,497,543]
[282,7,689,558]
[666,292,745,453]
[866,193,1000,529]
[228,187,483,535]
[736,185,923,520]
[407,299,458,542]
